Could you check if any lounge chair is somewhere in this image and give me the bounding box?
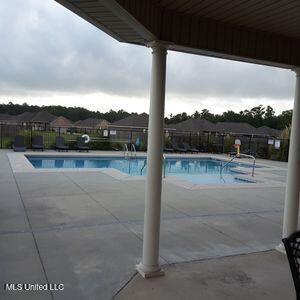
[32,135,44,151]
[77,137,89,152]
[172,140,187,153]
[183,142,199,153]
[228,146,237,157]
[229,150,237,157]
[13,135,26,152]
[55,136,69,152]
[282,231,300,299]
[242,149,256,156]
[164,144,174,152]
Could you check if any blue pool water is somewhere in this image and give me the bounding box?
[27,156,256,185]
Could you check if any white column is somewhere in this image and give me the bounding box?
[277,68,300,253]
[136,41,167,278]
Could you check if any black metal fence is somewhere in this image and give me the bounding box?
[0,124,289,161]
[167,131,289,161]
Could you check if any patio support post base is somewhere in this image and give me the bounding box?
[277,67,300,253]
[275,243,286,254]
[136,262,165,278]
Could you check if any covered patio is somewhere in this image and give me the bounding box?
[54,0,300,278]
[1,0,300,299]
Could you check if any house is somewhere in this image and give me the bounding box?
[108,113,150,141]
[111,113,149,129]
[110,112,174,131]
[109,113,175,144]
[216,122,257,135]
[13,112,37,126]
[74,120,83,127]
[9,111,57,129]
[50,116,74,133]
[74,118,109,131]
[168,118,217,134]
[255,126,281,137]
[0,113,14,124]
[30,111,57,130]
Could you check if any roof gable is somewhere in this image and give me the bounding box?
[50,116,73,128]
[112,113,149,128]
[76,118,109,128]
[216,122,257,134]
[169,118,216,132]
[256,126,281,137]
[14,112,36,122]
[30,111,56,123]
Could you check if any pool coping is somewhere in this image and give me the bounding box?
[7,151,286,190]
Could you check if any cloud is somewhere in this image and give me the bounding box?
[167,52,294,100]
[0,0,295,107]
[0,0,151,97]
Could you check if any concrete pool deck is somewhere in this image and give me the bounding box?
[0,150,294,299]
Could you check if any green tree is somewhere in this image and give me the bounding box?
[264,106,276,128]
[276,110,292,129]
[192,110,200,119]
[0,101,293,129]
[200,109,214,121]
[265,105,275,119]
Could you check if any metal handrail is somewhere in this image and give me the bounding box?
[220,155,238,173]
[140,154,167,178]
[140,159,147,175]
[163,154,166,178]
[220,153,256,177]
[123,144,129,158]
[239,153,256,177]
[130,144,137,157]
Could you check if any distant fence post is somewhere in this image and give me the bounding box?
[221,134,225,153]
[30,125,33,148]
[206,132,210,152]
[286,139,290,162]
[0,124,3,149]
[248,135,252,152]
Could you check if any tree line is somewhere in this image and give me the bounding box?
[165,105,292,130]
[0,102,292,130]
[0,102,130,123]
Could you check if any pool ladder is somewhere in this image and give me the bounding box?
[140,154,166,178]
[123,143,136,158]
[220,154,256,177]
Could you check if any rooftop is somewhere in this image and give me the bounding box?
[112,113,149,128]
[14,111,36,123]
[50,116,74,128]
[30,111,57,123]
[169,118,217,133]
[0,113,13,122]
[256,126,282,137]
[216,122,258,135]
[75,117,109,129]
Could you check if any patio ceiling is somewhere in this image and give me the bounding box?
[55,0,300,68]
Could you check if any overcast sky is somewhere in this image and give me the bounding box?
[0,0,296,116]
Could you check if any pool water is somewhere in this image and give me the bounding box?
[27,156,256,185]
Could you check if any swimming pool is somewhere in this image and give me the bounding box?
[26,156,256,185]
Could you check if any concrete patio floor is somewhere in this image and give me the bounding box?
[0,150,295,299]
[115,251,294,300]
